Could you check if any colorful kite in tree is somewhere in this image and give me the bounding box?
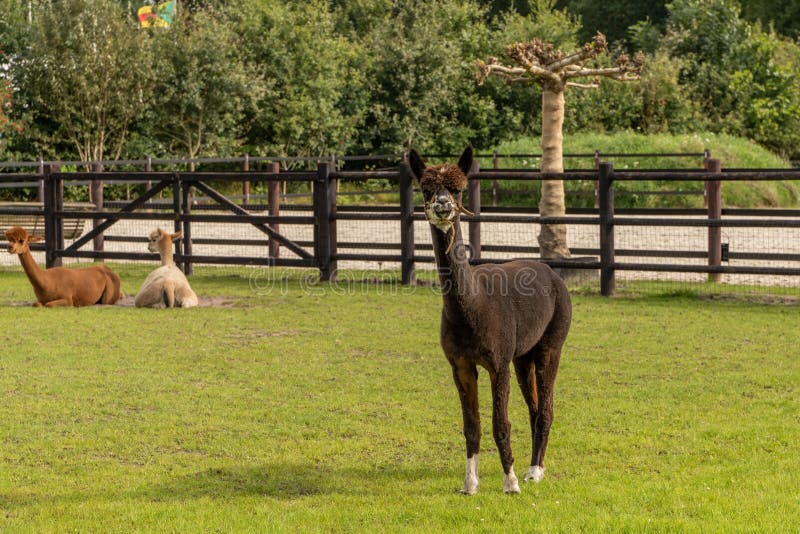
[138,1,176,28]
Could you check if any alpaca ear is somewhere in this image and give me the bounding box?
[407,149,426,180]
[171,231,183,242]
[28,235,44,243]
[458,145,474,176]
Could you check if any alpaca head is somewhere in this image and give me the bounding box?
[408,146,474,233]
[5,226,42,255]
[147,228,182,254]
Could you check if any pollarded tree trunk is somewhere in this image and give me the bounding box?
[538,87,570,259]
[476,33,644,260]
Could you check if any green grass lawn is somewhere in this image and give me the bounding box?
[0,264,798,532]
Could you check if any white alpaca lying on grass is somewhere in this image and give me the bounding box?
[135,228,198,308]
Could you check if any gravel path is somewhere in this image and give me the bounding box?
[3,211,798,289]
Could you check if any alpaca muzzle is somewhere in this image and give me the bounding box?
[426,202,455,230]
[433,201,452,216]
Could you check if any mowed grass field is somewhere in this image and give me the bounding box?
[0,264,798,532]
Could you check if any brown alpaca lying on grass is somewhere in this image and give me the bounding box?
[5,226,123,307]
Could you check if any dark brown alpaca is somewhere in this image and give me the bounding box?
[409,147,571,494]
[5,226,123,307]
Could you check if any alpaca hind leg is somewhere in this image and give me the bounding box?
[513,351,542,482]
[451,359,480,494]
[104,270,123,303]
[99,278,120,304]
[529,344,563,482]
[488,366,519,494]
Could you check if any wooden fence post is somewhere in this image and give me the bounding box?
[598,162,615,296]
[492,150,499,207]
[181,178,193,276]
[55,167,64,259]
[242,154,250,205]
[467,159,481,261]
[329,164,338,280]
[702,149,710,207]
[37,157,45,203]
[172,174,183,272]
[43,164,62,268]
[399,161,415,285]
[593,150,601,209]
[314,161,335,282]
[706,158,722,283]
[145,155,153,192]
[90,163,104,255]
[268,162,281,259]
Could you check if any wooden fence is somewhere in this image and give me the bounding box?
[1,154,799,296]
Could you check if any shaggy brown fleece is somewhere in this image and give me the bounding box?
[417,164,469,192]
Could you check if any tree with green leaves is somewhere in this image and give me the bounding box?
[726,26,800,158]
[0,75,18,158]
[356,0,494,153]
[0,0,32,57]
[556,0,668,46]
[659,0,800,158]
[12,0,154,162]
[146,6,261,166]
[661,0,749,124]
[229,0,364,161]
[740,0,800,38]
[477,33,644,258]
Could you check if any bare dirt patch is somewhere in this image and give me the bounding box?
[114,295,238,308]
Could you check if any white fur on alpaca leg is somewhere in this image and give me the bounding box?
[524,465,545,482]
[504,466,521,494]
[461,454,479,495]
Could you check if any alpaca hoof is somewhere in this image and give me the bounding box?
[460,480,478,495]
[503,470,521,494]
[524,465,545,483]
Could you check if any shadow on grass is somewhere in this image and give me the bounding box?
[133,463,439,501]
[0,464,442,513]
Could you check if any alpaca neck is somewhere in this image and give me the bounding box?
[17,250,48,291]
[158,240,174,266]
[431,220,476,320]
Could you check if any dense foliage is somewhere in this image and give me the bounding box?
[1,0,800,162]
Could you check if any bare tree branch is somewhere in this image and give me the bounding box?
[476,32,644,90]
[566,81,600,89]
[565,67,639,79]
[546,33,607,71]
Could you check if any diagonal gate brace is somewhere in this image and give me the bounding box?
[192,181,312,259]
[65,179,173,252]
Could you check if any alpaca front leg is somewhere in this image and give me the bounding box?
[452,361,480,494]
[490,367,520,494]
[44,298,73,307]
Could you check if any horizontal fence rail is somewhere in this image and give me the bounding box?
[1,154,799,296]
